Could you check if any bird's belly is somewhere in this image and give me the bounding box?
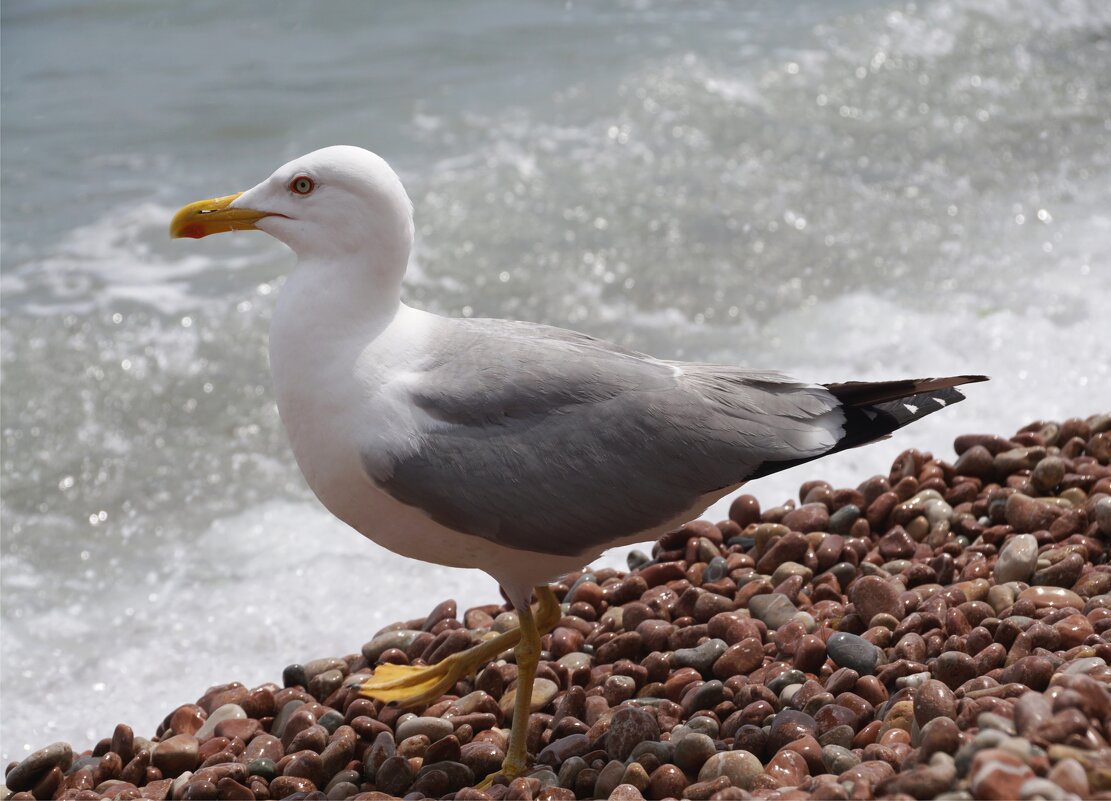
[275,399,512,571]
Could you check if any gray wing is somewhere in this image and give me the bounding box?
[366,317,842,557]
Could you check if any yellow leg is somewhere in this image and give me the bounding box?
[501,588,542,780]
[359,585,560,709]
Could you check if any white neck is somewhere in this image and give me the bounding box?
[291,254,403,329]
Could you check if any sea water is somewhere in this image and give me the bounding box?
[2,0,1109,760]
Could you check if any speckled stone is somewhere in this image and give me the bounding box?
[933,651,977,689]
[850,575,903,625]
[914,679,957,727]
[1005,493,1062,532]
[713,637,764,679]
[648,764,687,800]
[606,705,659,762]
[697,750,762,790]
[768,709,818,754]
[764,749,808,788]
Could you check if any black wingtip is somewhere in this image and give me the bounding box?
[828,374,988,452]
[822,374,988,406]
[746,374,985,481]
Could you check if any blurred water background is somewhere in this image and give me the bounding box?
[2,0,1109,759]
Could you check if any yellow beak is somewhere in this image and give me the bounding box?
[169,192,269,239]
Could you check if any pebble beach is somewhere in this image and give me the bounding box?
[5,412,1111,801]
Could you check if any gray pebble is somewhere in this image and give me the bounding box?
[747,593,799,629]
[629,740,673,764]
[672,638,727,672]
[821,744,860,774]
[674,731,717,773]
[318,709,345,734]
[195,703,246,740]
[827,632,881,675]
[362,629,423,663]
[396,716,453,742]
[1020,777,1073,800]
[558,756,587,789]
[698,750,762,790]
[703,556,728,582]
[767,669,807,695]
[1095,497,1111,536]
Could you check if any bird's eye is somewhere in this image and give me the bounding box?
[289,176,315,195]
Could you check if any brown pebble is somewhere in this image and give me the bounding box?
[268,775,316,797]
[647,764,686,800]
[168,705,207,737]
[151,734,199,779]
[969,747,1034,800]
[712,637,763,680]
[913,679,957,726]
[729,495,761,527]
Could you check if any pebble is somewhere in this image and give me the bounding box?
[748,592,804,632]
[994,533,1038,584]
[648,764,687,799]
[918,717,961,759]
[395,715,453,742]
[1006,493,1062,532]
[782,502,830,533]
[3,742,73,793]
[194,704,246,740]
[970,747,1035,800]
[1094,496,1111,535]
[933,651,977,689]
[606,705,659,762]
[673,732,717,774]
[821,744,860,775]
[671,638,727,673]
[151,734,198,778]
[13,413,1111,801]
[850,575,903,625]
[1016,586,1084,609]
[914,679,958,726]
[826,632,881,675]
[499,677,559,719]
[713,637,764,679]
[698,750,762,789]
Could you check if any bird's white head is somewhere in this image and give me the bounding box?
[171,145,415,279]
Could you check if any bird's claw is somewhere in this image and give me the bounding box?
[357,660,460,707]
[474,757,528,791]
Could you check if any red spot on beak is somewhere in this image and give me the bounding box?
[178,224,206,239]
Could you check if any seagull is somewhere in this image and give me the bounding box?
[171,145,984,783]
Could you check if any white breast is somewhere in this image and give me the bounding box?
[268,276,463,564]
